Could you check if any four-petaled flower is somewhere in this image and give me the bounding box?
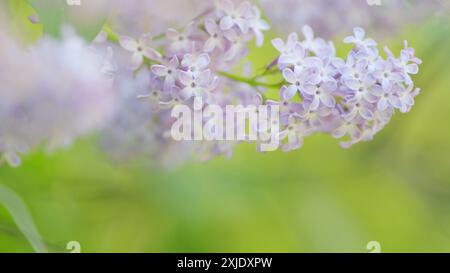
[119,33,162,70]
[152,56,180,91]
[247,6,270,47]
[376,85,402,112]
[282,66,307,99]
[373,59,403,90]
[344,75,379,104]
[204,19,226,52]
[166,22,197,54]
[302,82,337,110]
[344,27,377,49]
[178,69,213,100]
[272,33,299,57]
[279,115,308,152]
[181,52,211,75]
[218,0,252,33]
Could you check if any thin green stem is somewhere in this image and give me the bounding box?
[219,71,284,89]
[102,19,284,90]
[253,57,279,80]
[103,24,119,43]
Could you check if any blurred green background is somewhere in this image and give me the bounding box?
[1,2,450,253]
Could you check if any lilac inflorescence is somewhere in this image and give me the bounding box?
[0,0,424,167]
[99,0,422,162]
[99,0,270,163]
[272,26,421,151]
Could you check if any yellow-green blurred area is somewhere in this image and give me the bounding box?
[1,3,450,252]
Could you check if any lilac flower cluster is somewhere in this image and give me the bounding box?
[99,0,270,162]
[0,0,424,168]
[97,0,422,163]
[271,26,421,151]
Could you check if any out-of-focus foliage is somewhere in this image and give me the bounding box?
[5,0,42,45]
[26,0,109,40]
[0,185,47,253]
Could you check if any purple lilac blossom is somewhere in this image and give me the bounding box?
[98,0,422,164]
[96,0,270,165]
[1,0,424,167]
[272,26,421,151]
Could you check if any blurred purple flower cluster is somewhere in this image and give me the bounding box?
[260,0,448,38]
[0,22,115,167]
[271,26,421,151]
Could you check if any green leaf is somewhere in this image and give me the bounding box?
[26,0,109,41]
[26,0,65,38]
[64,1,110,41]
[7,0,43,45]
[0,184,48,253]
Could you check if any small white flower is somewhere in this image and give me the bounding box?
[376,86,401,112]
[282,66,307,99]
[166,22,196,54]
[272,32,299,57]
[178,69,213,100]
[152,56,180,91]
[223,29,248,62]
[332,120,361,139]
[204,19,226,52]
[181,52,211,75]
[119,33,161,70]
[302,82,337,110]
[247,6,270,47]
[345,75,379,104]
[218,0,252,33]
[344,27,377,48]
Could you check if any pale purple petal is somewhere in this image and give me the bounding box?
[285,85,298,99]
[204,38,217,52]
[354,27,365,40]
[344,36,356,44]
[309,97,320,111]
[360,107,374,120]
[205,19,219,35]
[166,28,179,41]
[196,54,211,70]
[151,65,168,76]
[321,94,336,108]
[406,63,419,74]
[143,48,162,60]
[129,53,143,70]
[272,38,285,52]
[169,56,180,68]
[220,16,234,30]
[377,98,388,111]
[332,127,346,139]
[178,70,193,86]
[282,68,297,84]
[235,18,249,33]
[389,96,402,109]
[119,36,138,51]
[302,25,314,41]
[179,87,193,100]
[302,84,317,96]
